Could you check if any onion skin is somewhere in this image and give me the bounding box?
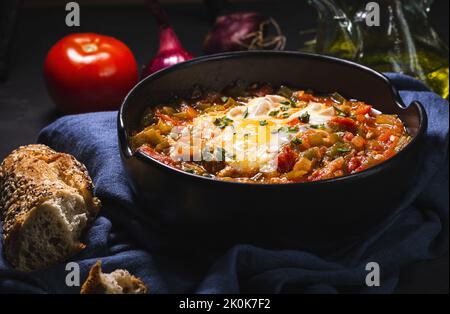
[142,26,193,78]
[142,0,193,79]
[203,12,264,55]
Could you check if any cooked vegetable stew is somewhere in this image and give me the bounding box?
[130,83,411,183]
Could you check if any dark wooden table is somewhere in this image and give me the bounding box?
[0,0,448,293]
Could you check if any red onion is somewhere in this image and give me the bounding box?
[203,11,286,55]
[142,0,193,79]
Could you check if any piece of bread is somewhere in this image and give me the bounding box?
[0,144,101,272]
[80,261,148,294]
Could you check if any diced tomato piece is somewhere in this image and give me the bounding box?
[181,104,198,119]
[330,116,357,132]
[378,128,394,142]
[294,91,315,102]
[354,165,367,173]
[355,104,372,115]
[156,112,184,126]
[348,156,362,172]
[356,114,366,123]
[383,148,396,159]
[287,119,299,126]
[138,146,177,167]
[343,132,354,141]
[368,140,384,151]
[277,146,299,173]
[308,157,344,181]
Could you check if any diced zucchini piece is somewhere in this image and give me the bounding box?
[303,147,321,160]
[375,114,398,126]
[331,92,346,104]
[293,157,312,172]
[161,106,176,115]
[278,85,294,98]
[205,105,226,113]
[285,170,308,181]
[308,133,324,146]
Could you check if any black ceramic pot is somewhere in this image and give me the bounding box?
[118,51,427,253]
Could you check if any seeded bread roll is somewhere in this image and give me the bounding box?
[0,144,101,272]
[80,261,148,294]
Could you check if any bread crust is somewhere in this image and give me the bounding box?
[80,261,148,294]
[0,144,101,271]
[80,261,106,294]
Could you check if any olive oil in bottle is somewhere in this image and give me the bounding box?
[308,0,449,99]
[358,45,449,99]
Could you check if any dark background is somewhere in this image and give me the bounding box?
[0,0,448,293]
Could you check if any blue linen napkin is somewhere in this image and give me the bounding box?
[0,73,448,293]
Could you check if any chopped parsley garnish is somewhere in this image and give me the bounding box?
[281,105,290,112]
[299,112,310,123]
[268,110,279,117]
[259,120,268,126]
[185,168,195,174]
[281,113,290,118]
[291,138,302,145]
[276,126,295,133]
[271,128,280,134]
[336,147,352,153]
[243,108,249,118]
[274,126,286,133]
[310,124,325,129]
[281,100,297,108]
[221,96,229,103]
[214,116,233,129]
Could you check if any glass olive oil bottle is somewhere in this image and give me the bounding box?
[309,0,449,99]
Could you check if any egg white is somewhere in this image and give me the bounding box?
[169,95,340,175]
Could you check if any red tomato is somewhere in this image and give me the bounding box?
[294,91,315,102]
[348,156,362,173]
[378,128,394,142]
[287,119,299,126]
[138,146,177,167]
[155,112,184,126]
[44,33,138,114]
[343,131,354,142]
[330,116,357,132]
[356,114,366,122]
[355,104,372,115]
[277,146,298,173]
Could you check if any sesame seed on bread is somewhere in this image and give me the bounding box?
[0,144,101,271]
